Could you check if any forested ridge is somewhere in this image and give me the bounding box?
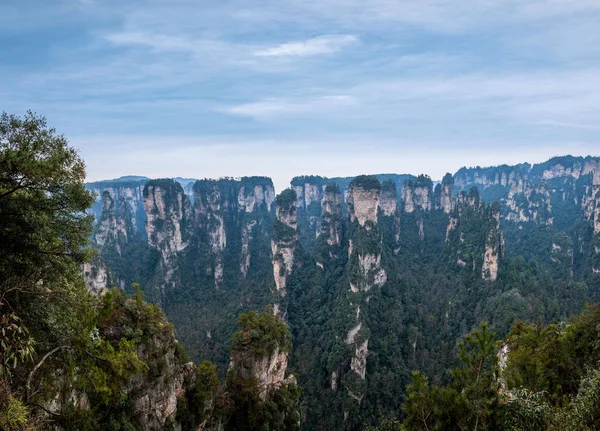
[1,111,600,430]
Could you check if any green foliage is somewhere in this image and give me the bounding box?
[0,314,35,379]
[231,310,292,357]
[194,361,221,417]
[325,182,341,193]
[401,372,435,431]
[499,388,551,431]
[0,381,30,431]
[399,324,501,430]
[290,175,326,187]
[504,305,600,404]
[351,175,381,191]
[226,370,300,431]
[363,418,402,431]
[276,188,297,209]
[552,367,600,430]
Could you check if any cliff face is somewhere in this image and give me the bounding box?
[193,180,227,286]
[403,175,433,213]
[342,176,386,406]
[41,294,196,431]
[82,259,110,293]
[321,184,343,248]
[505,180,553,225]
[293,180,324,240]
[314,183,344,267]
[229,346,293,401]
[238,178,276,279]
[271,189,299,314]
[435,173,454,214]
[455,156,600,274]
[482,205,505,281]
[144,179,193,290]
[446,188,504,279]
[93,191,135,253]
[130,328,195,430]
[87,179,148,239]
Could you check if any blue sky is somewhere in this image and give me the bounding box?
[2,0,600,190]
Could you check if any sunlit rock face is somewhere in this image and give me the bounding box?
[144,179,193,290]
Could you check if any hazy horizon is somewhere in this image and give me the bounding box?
[3,1,600,192]
[84,150,597,193]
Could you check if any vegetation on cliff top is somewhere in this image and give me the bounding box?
[351,175,381,191]
[231,309,292,357]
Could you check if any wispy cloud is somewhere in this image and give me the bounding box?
[222,95,357,119]
[2,0,600,186]
[254,35,358,57]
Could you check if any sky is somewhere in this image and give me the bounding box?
[2,0,600,191]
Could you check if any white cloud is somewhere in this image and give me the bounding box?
[222,95,357,119]
[254,35,358,57]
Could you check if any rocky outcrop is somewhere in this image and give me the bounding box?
[227,311,298,425]
[144,179,193,290]
[343,176,386,405]
[131,332,195,430]
[315,183,344,266]
[82,258,109,294]
[403,175,433,213]
[238,177,276,278]
[347,180,380,227]
[482,204,505,281]
[93,191,135,253]
[237,178,276,214]
[446,188,504,279]
[229,346,293,401]
[271,189,299,307]
[505,180,553,225]
[435,173,454,214]
[321,184,343,248]
[193,180,227,286]
[41,295,195,430]
[86,179,148,239]
[454,163,530,191]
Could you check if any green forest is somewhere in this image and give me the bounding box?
[2,111,600,430]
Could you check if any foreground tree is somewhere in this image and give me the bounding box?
[0,110,94,373]
[0,112,118,427]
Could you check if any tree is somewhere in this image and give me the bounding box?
[450,322,500,430]
[0,110,93,290]
[401,371,435,431]
[0,111,96,425]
